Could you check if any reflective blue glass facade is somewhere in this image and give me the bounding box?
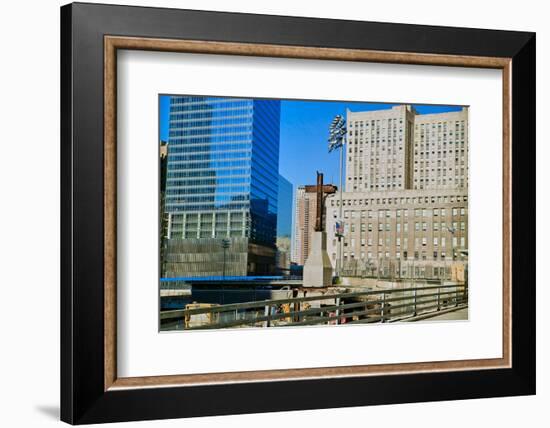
[277,174,293,238]
[165,96,281,248]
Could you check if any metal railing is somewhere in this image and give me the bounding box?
[160,284,467,330]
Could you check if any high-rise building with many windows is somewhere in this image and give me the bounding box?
[292,184,337,266]
[327,104,469,280]
[162,96,281,277]
[345,105,468,192]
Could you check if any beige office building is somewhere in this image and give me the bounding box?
[325,189,468,279]
[346,105,468,192]
[326,104,469,279]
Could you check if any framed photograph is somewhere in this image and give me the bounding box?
[61,2,535,424]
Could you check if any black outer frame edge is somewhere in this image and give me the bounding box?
[70,1,533,57]
[60,4,74,425]
[60,2,536,424]
[510,34,536,392]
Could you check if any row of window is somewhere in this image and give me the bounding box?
[166,184,250,196]
[330,195,467,207]
[169,107,252,121]
[349,118,404,128]
[166,167,250,179]
[168,150,250,162]
[339,250,458,261]
[166,202,250,212]
[169,114,252,126]
[339,219,466,232]
[341,235,466,248]
[167,176,250,187]
[168,142,251,154]
[169,127,252,138]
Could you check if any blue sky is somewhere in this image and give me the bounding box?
[159,96,462,189]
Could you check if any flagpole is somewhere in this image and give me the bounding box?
[338,137,344,277]
[328,114,346,279]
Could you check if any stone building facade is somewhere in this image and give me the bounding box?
[326,104,469,280]
[345,105,468,192]
[325,189,468,279]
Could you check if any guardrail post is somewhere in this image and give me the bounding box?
[413,289,417,316]
[263,304,270,328]
[437,287,441,311]
[335,297,341,325]
[455,287,459,307]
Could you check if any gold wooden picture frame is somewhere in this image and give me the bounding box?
[104,36,512,391]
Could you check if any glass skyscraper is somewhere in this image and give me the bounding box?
[162,96,281,277]
[277,174,293,238]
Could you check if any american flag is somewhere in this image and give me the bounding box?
[335,221,344,237]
